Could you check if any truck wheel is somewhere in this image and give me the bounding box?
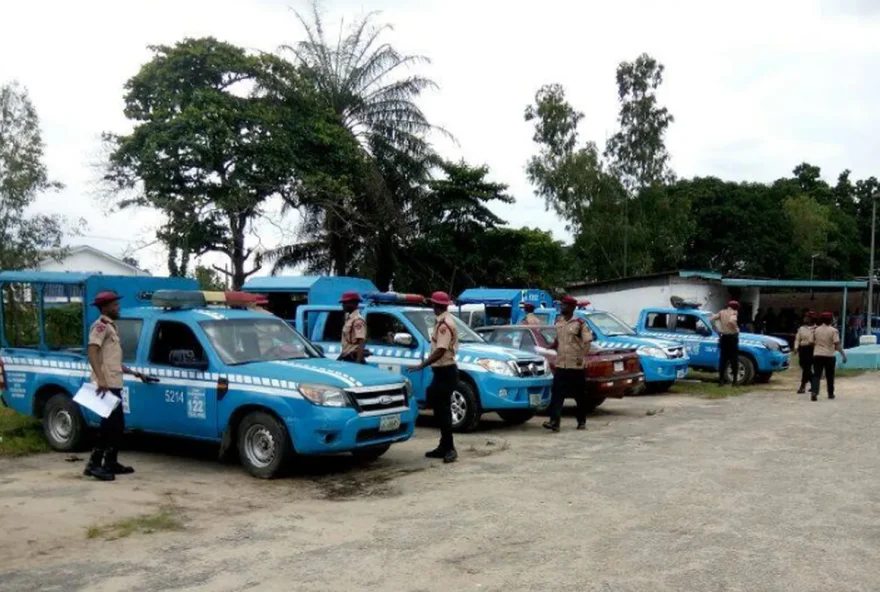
[351,443,392,463]
[646,381,674,394]
[725,355,756,385]
[755,372,773,384]
[42,394,87,451]
[237,411,292,479]
[496,410,536,425]
[450,381,481,433]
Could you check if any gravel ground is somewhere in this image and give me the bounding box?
[0,373,878,592]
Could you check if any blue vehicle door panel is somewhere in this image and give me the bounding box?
[672,313,716,368]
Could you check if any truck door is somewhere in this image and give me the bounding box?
[362,311,427,397]
[114,317,150,431]
[672,313,716,368]
[137,320,218,439]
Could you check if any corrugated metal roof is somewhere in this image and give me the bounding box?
[722,278,867,289]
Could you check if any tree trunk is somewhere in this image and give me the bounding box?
[374,233,394,291]
[230,213,247,289]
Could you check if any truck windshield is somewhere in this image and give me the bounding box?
[587,312,636,336]
[403,310,485,343]
[200,318,319,365]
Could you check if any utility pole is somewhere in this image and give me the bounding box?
[867,194,877,337]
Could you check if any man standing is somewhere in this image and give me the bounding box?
[338,292,367,363]
[793,311,817,394]
[521,303,541,326]
[711,300,741,385]
[811,312,847,401]
[84,291,151,481]
[543,295,593,432]
[408,292,459,463]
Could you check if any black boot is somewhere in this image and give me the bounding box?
[425,447,446,459]
[542,420,560,432]
[83,449,115,481]
[104,448,134,475]
[797,385,805,394]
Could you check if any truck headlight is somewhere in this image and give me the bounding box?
[638,346,669,359]
[477,359,518,376]
[765,340,780,351]
[298,384,350,407]
[403,377,413,396]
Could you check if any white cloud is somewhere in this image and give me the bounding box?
[2,0,879,275]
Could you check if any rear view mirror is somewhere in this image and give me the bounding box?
[393,333,415,348]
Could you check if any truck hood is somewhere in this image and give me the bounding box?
[739,333,789,349]
[458,342,544,362]
[231,359,405,389]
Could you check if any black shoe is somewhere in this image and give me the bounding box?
[811,395,818,401]
[828,394,835,400]
[104,449,134,475]
[542,421,560,432]
[576,422,587,430]
[84,450,115,481]
[425,447,446,459]
[443,449,458,464]
[797,387,805,394]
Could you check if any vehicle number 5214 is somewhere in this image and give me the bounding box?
[165,390,184,404]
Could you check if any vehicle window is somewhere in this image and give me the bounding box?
[586,312,636,336]
[2,282,39,348]
[519,331,537,352]
[476,329,496,342]
[470,311,486,328]
[365,313,413,346]
[116,319,143,363]
[674,314,709,335]
[323,310,346,342]
[403,310,485,343]
[539,328,557,344]
[645,313,670,331]
[533,312,553,325]
[490,328,525,349]
[149,321,207,367]
[200,318,319,365]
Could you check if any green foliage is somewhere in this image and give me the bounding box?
[44,303,84,349]
[0,408,50,457]
[0,81,68,271]
[192,265,227,291]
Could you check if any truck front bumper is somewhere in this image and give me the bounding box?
[640,357,690,383]
[760,351,791,373]
[475,374,553,411]
[285,399,418,455]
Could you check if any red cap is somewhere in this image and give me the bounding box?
[820,311,833,319]
[428,291,452,306]
[807,310,817,318]
[727,300,740,310]
[523,302,536,311]
[339,292,361,303]
[92,291,121,307]
[561,295,578,306]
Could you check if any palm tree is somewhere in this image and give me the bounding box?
[266,2,446,288]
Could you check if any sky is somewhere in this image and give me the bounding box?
[2,0,879,277]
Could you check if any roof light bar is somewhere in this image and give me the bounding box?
[365,292,426,305]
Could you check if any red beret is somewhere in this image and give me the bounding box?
[561,296,578,306]
[339,291,361,303]
[807,311,817,318]
[523,302,536,311]
[727,300,740,310]
[92,291,121,307]
[428,291,453,306]
[820,312,833,319]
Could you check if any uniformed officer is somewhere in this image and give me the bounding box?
[810,311,847,401]
[711,300,740,385]
[543,295,593,432]
[521,303,542,326]
[793,311,817,394]
[338,292,367,363]
[85,291,152,481]
[408,291,459,463]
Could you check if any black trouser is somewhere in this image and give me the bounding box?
[549,368,588,425]
[798,345,814,388]
[719,334,740,384]
[428,365,458,451]
[811,356,836,398]
[94,388,125,453]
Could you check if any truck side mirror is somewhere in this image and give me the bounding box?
[312,343,325,356]
[697,324,712,337]
[393,333,415,348]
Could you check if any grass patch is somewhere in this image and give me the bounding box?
[86,509,183,540]
[668,370,760,399]
[0,407,50,457]
[837,368,868,378]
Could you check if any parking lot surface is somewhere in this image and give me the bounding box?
[1,374,878,592]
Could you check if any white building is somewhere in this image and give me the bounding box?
[38,245,150,277]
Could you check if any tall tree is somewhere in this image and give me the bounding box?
[0,81,66,270]
[604,53,675,276]
[104,37,341,288]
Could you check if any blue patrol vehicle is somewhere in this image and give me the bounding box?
[0,272,416,478]
[634,301,791,384]
[241,277,553,431]
[455,290,690,393]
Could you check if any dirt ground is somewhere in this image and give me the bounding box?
[1,373,879,592]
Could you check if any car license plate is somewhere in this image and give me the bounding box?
[614,361,624,372]
[529,393,542,407]
[379,414,401,432]
[676,369,687,379]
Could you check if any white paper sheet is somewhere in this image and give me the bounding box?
[72,383,121,419]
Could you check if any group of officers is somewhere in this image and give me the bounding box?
[794,310,848,400]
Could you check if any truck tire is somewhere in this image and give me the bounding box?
[755,372,773,384]
[351,443,392,463]
[450,381,481,433]
[725,355,756,385]
[237,411,292,479]
[496,409,536,425]
[646,381,674,394]
[42,393,87,452]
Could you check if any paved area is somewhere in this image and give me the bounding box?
[0,374,878,591]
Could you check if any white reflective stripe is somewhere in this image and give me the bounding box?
[4,364,88,378]
[358,406,410,417]
[357,394,406,405]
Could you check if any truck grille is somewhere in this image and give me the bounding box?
[347,386,408,414]
[665,346,685,359]
[516,359,548,377]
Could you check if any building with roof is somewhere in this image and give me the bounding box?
[37,245,150,277]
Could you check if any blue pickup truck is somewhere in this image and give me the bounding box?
[455,289,689,393]
[0,272,415,478]
[634,305,791,384]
